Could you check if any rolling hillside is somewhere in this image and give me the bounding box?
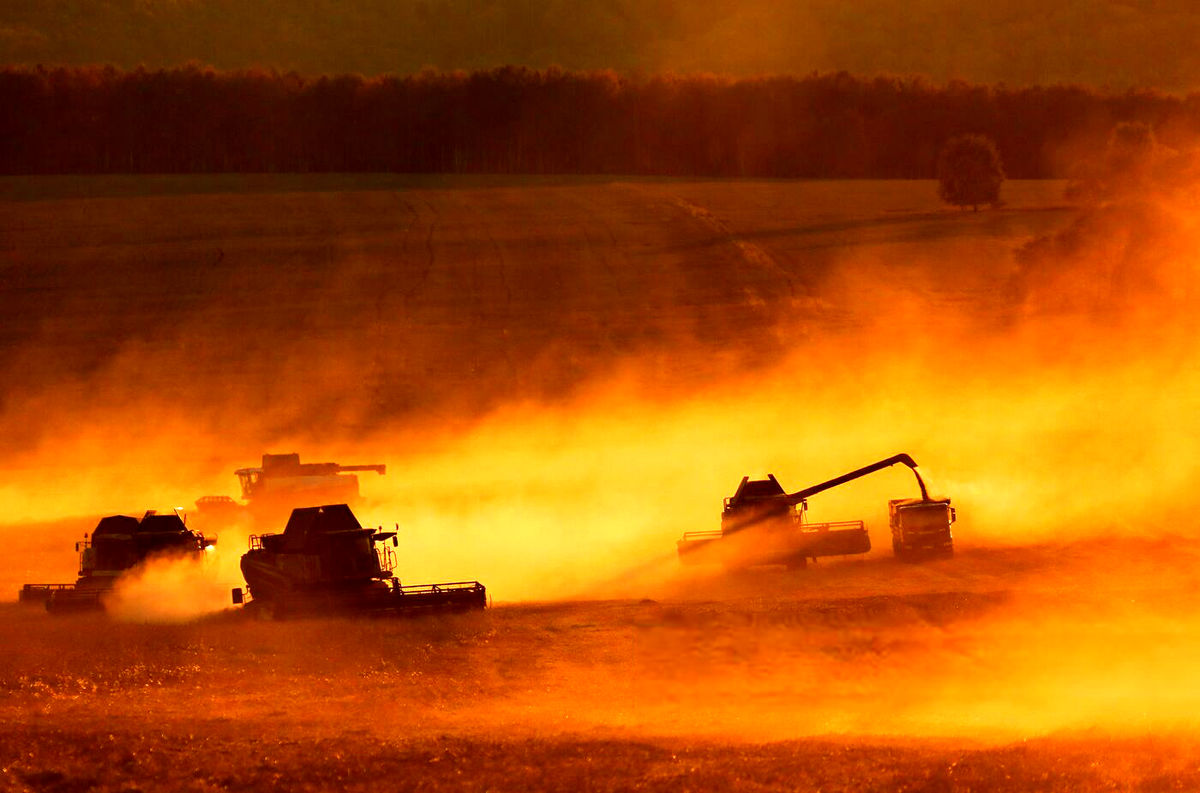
[0,176,1070,448]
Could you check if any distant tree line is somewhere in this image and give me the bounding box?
[3,64,1200,177]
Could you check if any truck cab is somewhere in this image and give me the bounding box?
[889,498,955,560]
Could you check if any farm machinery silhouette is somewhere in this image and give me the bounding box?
[190,454,486,616]
[19,450,486,618]
[17,449,950,617]
[231,503,486,618]
[677,453,955,568]
[19,511,215,613]
[195,452,386,528]
[20,503,486,618]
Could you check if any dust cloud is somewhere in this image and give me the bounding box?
[351,189,1200,599]
[103,552,229,623]
[1,145,1199,741]
[2,168,1197,602]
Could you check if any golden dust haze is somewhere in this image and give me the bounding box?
[2,146,1200,741]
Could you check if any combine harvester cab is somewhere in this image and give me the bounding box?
[20,512,215,613]
[233,503,486,618]
[677,453,955,568]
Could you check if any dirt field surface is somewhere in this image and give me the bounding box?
[3,175,1199,790]
[5,538,1200,791]
[4,728,1199,793]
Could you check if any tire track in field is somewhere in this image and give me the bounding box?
[486,232,514,313]
[580,221,626,299]
[479,232,517,378]
[375,193,427,413]
[399,194,440,303]
[671,197,797,300]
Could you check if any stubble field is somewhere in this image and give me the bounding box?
[5,539,1200,791]
[2,175,1198,790]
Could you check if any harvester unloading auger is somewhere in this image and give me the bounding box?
[231,503,486,618]
[677,453,955,568]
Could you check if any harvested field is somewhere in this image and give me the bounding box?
[4,538,1200,790]
[0,176,1070,445]
[2,175,1198,790]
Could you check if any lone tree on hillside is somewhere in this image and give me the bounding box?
[937,134,1005,211]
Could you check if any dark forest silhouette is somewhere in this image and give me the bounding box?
[3,64,1199,177]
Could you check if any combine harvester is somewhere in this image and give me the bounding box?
[195,452,387,527]
[231,503,486,618]
[19,512,215,613]
[677,453,955,569]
